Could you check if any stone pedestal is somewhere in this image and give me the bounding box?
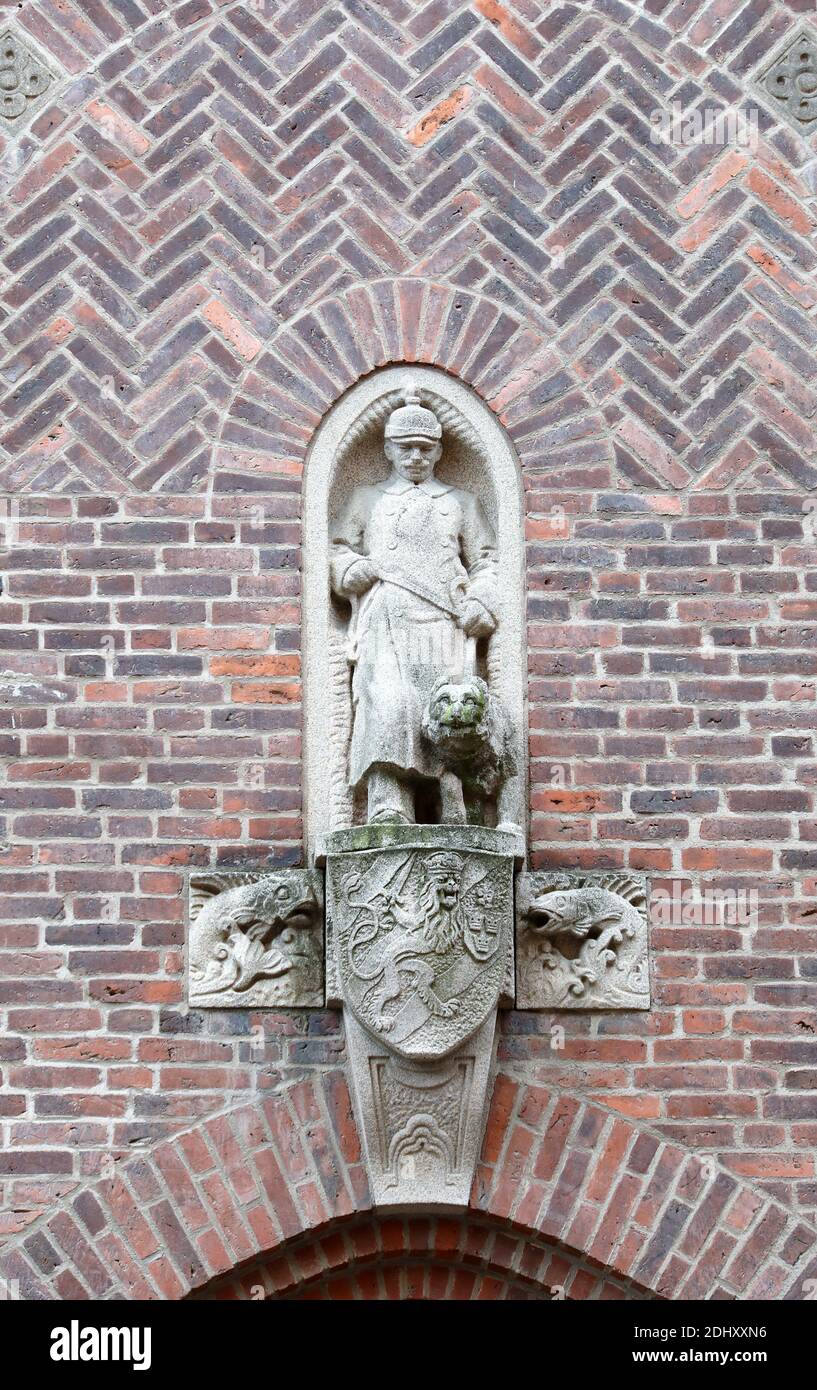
[324,825,519,1206]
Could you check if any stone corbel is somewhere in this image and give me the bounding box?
[323,824,520,1206]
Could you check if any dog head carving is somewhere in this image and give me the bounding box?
[422,676,490,758]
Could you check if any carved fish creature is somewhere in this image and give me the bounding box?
[522,881,643,996]
[190,875,319,996]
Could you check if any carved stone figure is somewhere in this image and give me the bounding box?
[516,871,650,1011]
[189,870,323,1008]
[326,824,516,1203]
[304,365,527,856]
[312,372,527,1204]
[330,388,504,827]
[421,674,517,827]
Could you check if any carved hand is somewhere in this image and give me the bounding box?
[344,558,378,595]
[460,598,496,639]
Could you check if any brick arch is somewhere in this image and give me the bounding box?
[188,1213,648,1301]
[1,1067,814,1301]
[213,274,606,495]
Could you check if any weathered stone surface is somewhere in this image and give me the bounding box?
[0,30,53,124]
[516,871,650,1011]
[319,821,524,860]
[343,1010,497,1208]
[328,834,513,1056]
[755,28,817,130]
[303,366,527,861]
[188,870,324,1008]
[327,827,514,1204]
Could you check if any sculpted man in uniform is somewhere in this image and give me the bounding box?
[330,390,499,825]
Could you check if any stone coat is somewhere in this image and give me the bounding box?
[330,474,498,787]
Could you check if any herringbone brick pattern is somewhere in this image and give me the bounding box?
[1,0,817,1281]
[1,0,816,495]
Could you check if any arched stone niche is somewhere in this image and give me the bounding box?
[302,365,528,865]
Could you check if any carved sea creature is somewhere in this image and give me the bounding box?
[520,877,646,997]
[190,874,321,997]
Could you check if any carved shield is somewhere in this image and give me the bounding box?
[327,845,513,1060]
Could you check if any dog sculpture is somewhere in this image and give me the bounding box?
[421,675,517,828]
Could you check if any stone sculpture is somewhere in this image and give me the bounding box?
[329,834,512,1052]
[321,383,524,1201]
[325,824,515,1204]
[188,871,323,1008]
[303,366,527,856]
[329,388,510,829]
[516,871,650,1011]
[421,674,517,827]
[187,365,651,1207]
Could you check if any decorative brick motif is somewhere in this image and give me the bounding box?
[0,2,816,497]
[755,28,817,130]
[198,1214,642,1301]
[0,1080,813,1301]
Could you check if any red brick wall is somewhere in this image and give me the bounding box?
[1,0,816,1295]
[2,1078,813,1298]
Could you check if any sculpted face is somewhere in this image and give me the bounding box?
[384,437,442,484]
[430,680,488,736]
[435,873,460,911]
